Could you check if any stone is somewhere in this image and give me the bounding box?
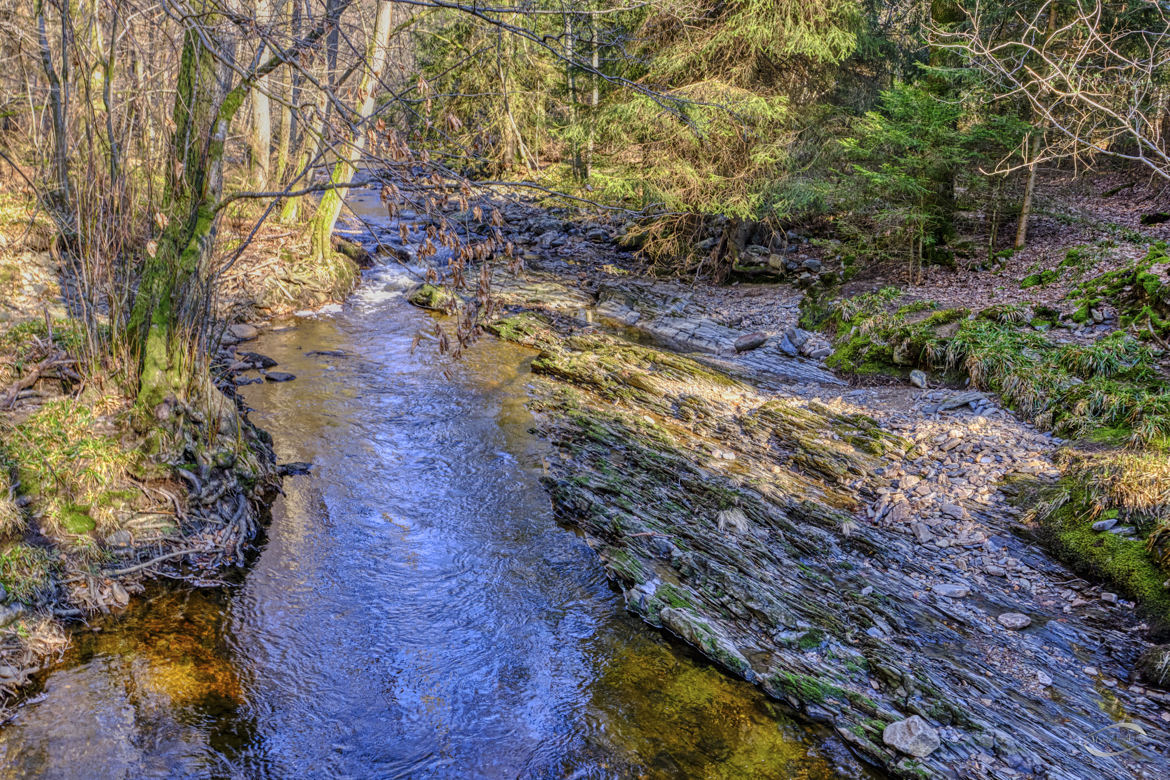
[228,323,260,341]
[1101,592,1118,604]
[886,501,912,524]
[1092,517,1119,532]
[238,351,278,369]
[997,612,1032,630]
[882,715,941,757]
[786,327,810,349]
[105,530,133,548]
[0,665,19,681]
[801,257,823,273]
[808,346,832,361]
[910,369,928,389]
[0,603,24,628]
[264,371,296,383]
[941,503,968,520]
[932,582,970,599]
[911,522,934,544]
[777,334,799,357]
[734,332,768,353]
[111,582,130,607]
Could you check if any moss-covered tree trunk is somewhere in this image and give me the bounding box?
[307,0,395,263]
[128,3,240,409]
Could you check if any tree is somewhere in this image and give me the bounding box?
[943,0,1170,180]
[307,0,397,263]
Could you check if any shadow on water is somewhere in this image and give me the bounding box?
[0,265,870,779]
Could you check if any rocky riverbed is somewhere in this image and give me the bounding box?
[369,191,1170,778]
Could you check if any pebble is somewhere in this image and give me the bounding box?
[997,612,1032,630]
[932,582,971,599]
[264,372,296,382]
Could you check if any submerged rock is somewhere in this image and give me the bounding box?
[882,715,941,757]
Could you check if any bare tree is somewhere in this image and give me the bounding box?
[944,0,1170,180]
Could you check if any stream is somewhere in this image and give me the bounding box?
[0,264,864,778]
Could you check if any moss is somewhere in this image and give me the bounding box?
[407,283,456,312]
[658,582,696,610]
[1020,269,1059,288]
[1067,242,1170,336]
[1039,499,1170,626]
[7,398,138,538]
[485,312,556,350]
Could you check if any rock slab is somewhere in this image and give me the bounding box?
[883,715,941,757]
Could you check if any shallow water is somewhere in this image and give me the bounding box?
[0,266,861,779]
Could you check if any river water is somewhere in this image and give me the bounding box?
[0,264,860,778]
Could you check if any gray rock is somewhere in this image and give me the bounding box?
[808,346,832,360]
[264,371,296,382]
[941,503,967,520]
[734,332,768,353]
[911,522,934,544]
[1093,517,1119,532]
[997,612,1032,630]
[777,334,799,357]
[910,369,928,389]
[932,582,971,599]
[883,715,941,757]
[105,530,133,547]
[801,257,823,272]
[786,327,810,349]
[228,323,260,341]
[0,603,24,628]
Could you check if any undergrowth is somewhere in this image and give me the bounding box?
[817,283,1170,447]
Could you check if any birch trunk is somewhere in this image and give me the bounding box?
[308,0,395,262]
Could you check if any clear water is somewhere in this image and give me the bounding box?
[0,268,859,779]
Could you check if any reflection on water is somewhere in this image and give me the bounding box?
[0,267,862,779]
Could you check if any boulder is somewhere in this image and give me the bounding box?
[228,323,260,341]
[882,715,941,757]
[997,612,1032,630]
[734,332,768,353]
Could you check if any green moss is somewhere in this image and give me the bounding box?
[1020,269,1059,289]
[1039,499,1170,626]
[407,283,456,311]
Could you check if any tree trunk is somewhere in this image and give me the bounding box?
[1014,5,1056,250]
[1015,131,1041,249]
[130,2,240,408]
[308,0,395,262]
[35,0,70,210]
[249,0,273,190]
[586,12,598,180]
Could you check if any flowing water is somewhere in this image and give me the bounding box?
[0,264,864,779]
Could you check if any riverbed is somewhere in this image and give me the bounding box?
[0,266,861,778]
